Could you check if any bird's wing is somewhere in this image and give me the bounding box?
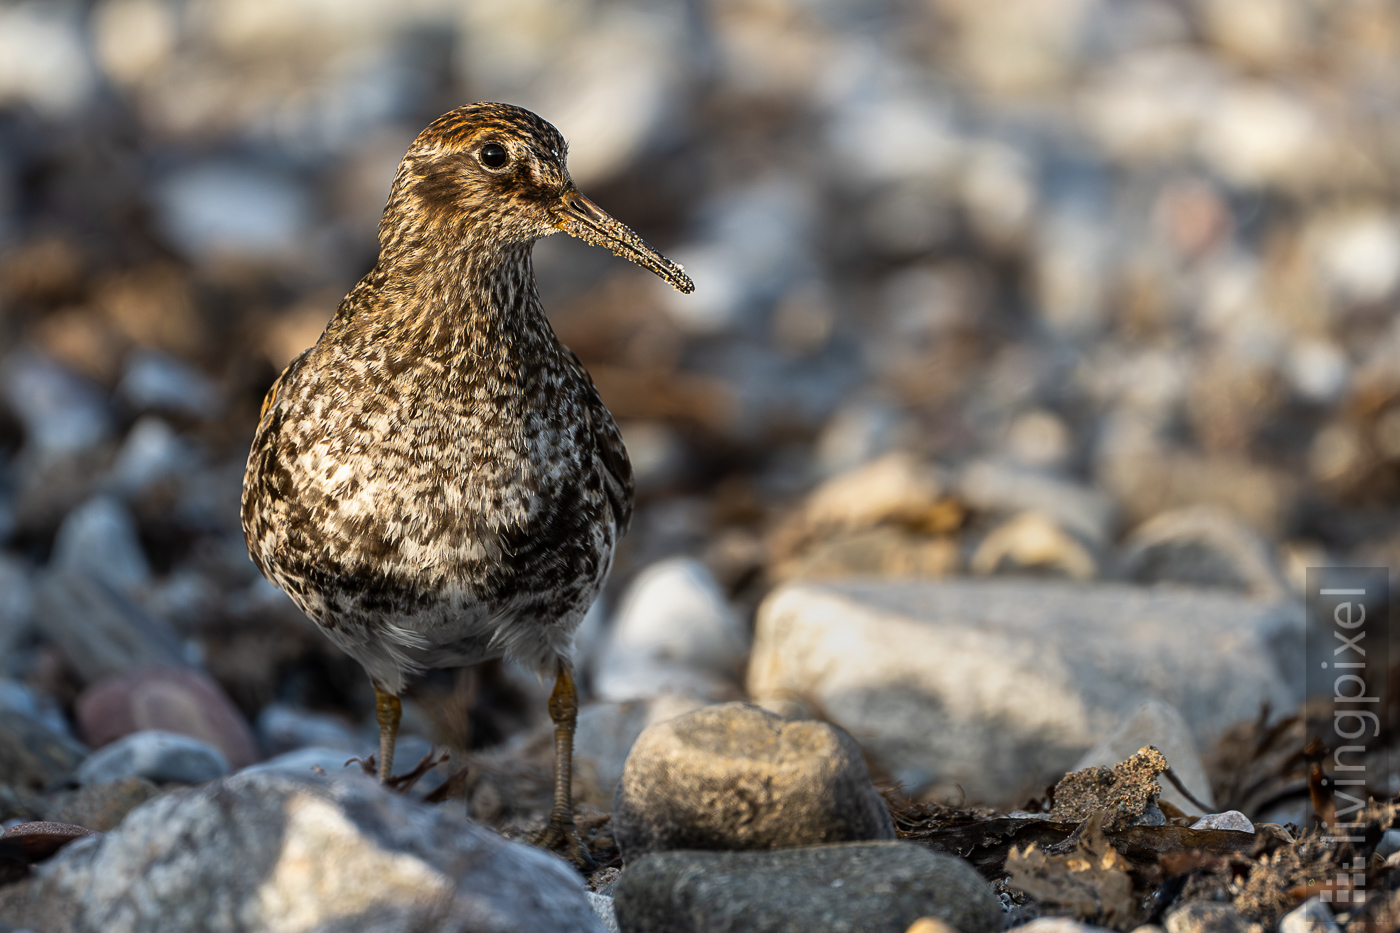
[563,348,634,534]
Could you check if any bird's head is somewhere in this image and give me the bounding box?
[382,101,693,294]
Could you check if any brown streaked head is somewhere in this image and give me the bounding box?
[382,101,693,294]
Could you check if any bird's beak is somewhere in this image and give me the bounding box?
[555,190,694,294]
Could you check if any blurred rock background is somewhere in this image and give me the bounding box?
[0,0,1397,815]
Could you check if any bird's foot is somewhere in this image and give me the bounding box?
[531,813,597,870]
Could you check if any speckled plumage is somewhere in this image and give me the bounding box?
[240,104,692,832]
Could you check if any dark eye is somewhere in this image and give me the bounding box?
[480,144,508,168]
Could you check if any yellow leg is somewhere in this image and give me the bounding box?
[531,662,593,866]
[374,685,402,784]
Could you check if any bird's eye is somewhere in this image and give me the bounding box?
[480,144,508,168]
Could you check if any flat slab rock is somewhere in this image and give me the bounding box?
[0,770,604,933]
[613,841,1001,933]
[612,702,894,860]
[748,579,1296,805]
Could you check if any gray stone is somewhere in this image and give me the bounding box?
[153,162,310,264]
[959,458,1116,545]
[612,703,894,860]
[748,579,1295,805]
[105,416,200,497]
[0,708,87,790]
[116,350,223,420]
[594,558,748,702]
[238,746,375,781]
[0,554,35,658]
[1116,506,1287,600]
[1165,901,1257,933]
[613,842,1001,933]
[1278,897,1339,933]
[33,568,188,684]
[1375,828,1400,859]
[76,730,229,786]
[41,777,163,832]
[1190,811,1254,834]
[1074,699,1215,815]
[9,771,603,933]
[256,702,364,756]
[50,495,152,595]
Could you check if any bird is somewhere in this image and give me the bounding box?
[241,101,693,861]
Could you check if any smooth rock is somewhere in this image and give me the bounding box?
[105,416,200,496]
[1164,901,1257,933]
[594,558,748,702]
[0,710,87,790]
[613,842,1001,933]
[42,777,162,832]
[959,459,1116,545]
[237,747,375,781]
[1278,897,1340,933]
[49,495,152,595]
[77,667,259,770]
[612,703,894,860]
[799,452,945,534]
[748,579,1295,805]
[1116,506,1287,600]
[1190,811,1254,834]
[256,702,363,756]
[116,350,223,419]
[8,771,604,933]
[1075,699,1215,815]
[153,162,310,264]
[33,569,187,684]
[76,730,229,786]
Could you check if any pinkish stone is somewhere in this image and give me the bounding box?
[76,667,259,769]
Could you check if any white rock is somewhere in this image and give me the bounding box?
[1190,811,1254,834]
[660,179,815,336]
[1307,209,1400,308]
[587,892,619,933]
[0,351,112,456]
[117,350,223,419]
[106,416,200,496]
[971,511,1098,580]
[1075,699,1215,815]
[1286,339,1350,404]
[51,495,152,595]
[153,162,310,264]
[1198,83,1325,188]
[1278,897,1340,933]
[1012,919,1118,933]
[0,2,97,118]
[748,579,1296,805]
[77,729,229,786]
[593,558,748,702]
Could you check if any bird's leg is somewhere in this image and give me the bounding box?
[531,661,595,867]
[374,685,402,784]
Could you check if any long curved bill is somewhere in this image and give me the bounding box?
[555,190,695,294]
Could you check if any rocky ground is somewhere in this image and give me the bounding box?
[1,0,1400,931]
